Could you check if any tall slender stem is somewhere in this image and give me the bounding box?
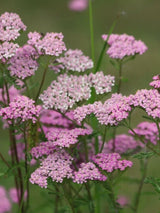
[0,152,10,168]
[23,126,30,211]
[117,61,122,94]
[35,61,49,103]
[85,183,95,213]
[89,0,95,67]
[133,159,148,213]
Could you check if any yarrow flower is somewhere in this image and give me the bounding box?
[150,75,160,89]
[0,95,41,123]
[56,49,93,72]
[129,122,160,145]
[0,42,19,61]
[74,93,132,126]
[129,89,160,119]
[8,45,38,79]
[104,134,142,154]
[0,12,26,42]
[102,33,147,59]
[40,72,114,112]
[92,153,133,172]
[30,141,56,159]
[0,186,11,213]
[28,32,66,56]
[30,150,73,188]
[73,162,107,184]
[46,128,92,148]
[8,44,39,79]
[68,0,88,11]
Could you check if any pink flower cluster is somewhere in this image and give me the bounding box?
[92,153,133,172]
[129,89,160,119]
[0,96,41,123]
[0,42,19,61]
[102,33,147,59]
[0,187,11,213]
[73,162,107,184]
[28,32,66,56]
[46,128,92,148]
[30,150,73,188]
[30,141,56,159]
[40,72,114,112]
[150,75,160,89]
[8,44,39,79]
[105,134,142,154]
[129,122,160,145]
[0,12,26,42]
[68,0,88,11]
[56,49,93,72]
[74,93,131,126]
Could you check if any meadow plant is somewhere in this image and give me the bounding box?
[0,3,159,213]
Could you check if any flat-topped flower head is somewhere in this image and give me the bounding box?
[46,128,92,148]
[8,44,39,79]
[150,75,160,89]
[105,134,142,154]
[0,42,19,61]
[102,33,147,59]
[56,49,93,72]
[129,89,160,119]
[30,150,73,188]
[68,0,88,11]
[40,72,114,112]
[28,32,66,56]
[0,95,41,123]
[73,162,107,184]
[92,153,133,172]
[129,122,160,145]
[0,12,26,42]
[30,141,56,159]
[74,93,132,126]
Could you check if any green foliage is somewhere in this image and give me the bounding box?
[144,177,160,195]
[133,151,155,159]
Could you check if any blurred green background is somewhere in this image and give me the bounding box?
[0,0,160,212]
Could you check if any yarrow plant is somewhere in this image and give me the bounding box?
[0,4,159,213]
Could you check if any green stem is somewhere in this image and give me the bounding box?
[84,138,89,162]
[23,126,30,212]
[85,183,95,213]
[0,152,10,168]
[95,18,118,72]
[100,126,107,153]
[117,61,122,94]
[89,0,95,66]
[62,184,76,213]
[133,159,148,213]
[35,61,49,103]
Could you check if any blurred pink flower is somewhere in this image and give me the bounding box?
[68,0,88,11]
[117,195,128,207]
[9,188,27,203]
